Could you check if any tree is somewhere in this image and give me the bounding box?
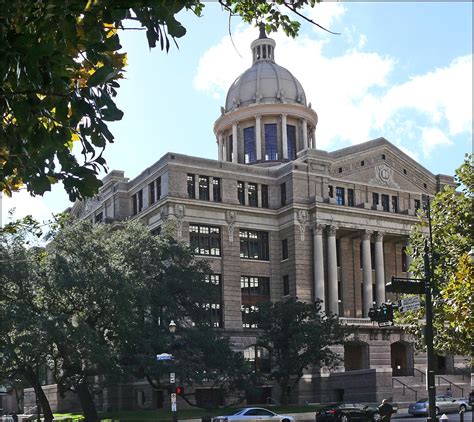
[253,298,350,405]
[402,154,473,356]
[1,0,327,200]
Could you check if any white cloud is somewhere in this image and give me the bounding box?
[306,2,347,33]
[1,190,55,227]
[420,127,453,157]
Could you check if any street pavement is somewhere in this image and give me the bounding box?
[393,410,473,422]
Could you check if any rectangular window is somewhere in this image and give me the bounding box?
[372,192,379,206]
[414,199,421,211]
[228,135,233,162]
[391,195,398,213]
[240,230,269,261]
[187,174,195,199]
[264,123,278,161]
[282,239,288,260]
[132,194,137,215]
[244,126,256,164]
[199,176,210,201]
[381,194,390,212]
[336,187,345,205]
[328,185,334,198]
[204,274,223,328]
[280,182,286,206]
[241,305,259,329]
[94,212,103,223]
[248,183,258,207]
[237,181,245,205]
[212,178,221,202]
[283,275,289,296]
[287,125,297,160]
[402,247,408,272]
[240,276,270,298]
[133,190,143,215]
[149,181,156,205]
[348,188,355,207]
[261,184,269,208]
[189,224,221,256]
[336,239,341,267]
[156,176,161,200]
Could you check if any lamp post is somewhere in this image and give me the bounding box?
[169,320,178,422]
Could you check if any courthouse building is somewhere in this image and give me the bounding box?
[63,30,469,410]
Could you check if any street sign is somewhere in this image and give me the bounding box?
[170,372,175,383]
[378,321,393,327]
[386,277,425,294]
[398,296,421,312]
[156,353,174,361]
[171,393,176,403]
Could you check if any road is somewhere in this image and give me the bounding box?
[393,410,473,422]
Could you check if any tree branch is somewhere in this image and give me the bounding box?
[283,3,340,35]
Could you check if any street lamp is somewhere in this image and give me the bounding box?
[169,320,178,422]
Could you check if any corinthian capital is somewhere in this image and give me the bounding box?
[362,230,373,241]
[374,231,384,242]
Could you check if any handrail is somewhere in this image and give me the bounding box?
[392,378,418,400]
[413,367,425,383]
[436,375,464,397]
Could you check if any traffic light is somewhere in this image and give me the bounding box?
[176,386,184,396]
[368,303,395,323]
[368,307,378,321]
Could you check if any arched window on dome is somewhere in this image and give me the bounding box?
[244,126,256,164]
[264,123,278,161]
[287,125,296,160]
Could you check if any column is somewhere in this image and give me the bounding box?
[362,230,373,317]
[374,232,385,306]
[232,123,238,163]
[327,225,339,315]
[255,115,262,161]
[281,114,288,159]
[302,119,308,150]
[312,126,316,149]
[218,134,224,161]
[313,224,325,309]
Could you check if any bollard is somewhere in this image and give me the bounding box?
[440,414,448,422]
[459,407,464,422]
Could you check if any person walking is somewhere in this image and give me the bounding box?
[445,387,453,397]
[378,399,394,422]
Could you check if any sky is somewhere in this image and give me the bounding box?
[1,1,473,226]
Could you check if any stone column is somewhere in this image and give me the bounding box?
[232,123,238,163]
[313,224,325,308]
[302,119,308,150]
[312,126,316,149]
[218,134,224,161]
[362,230,373,317]
[281,114,288,159]
[255,115,262,161]
[374,232,385,306]
[327,225,339,315]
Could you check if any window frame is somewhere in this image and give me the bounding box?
[237,181,245,205]
[199,175,210,201]
[189,224,221,257]
[248,182,258,207]
[187,174,195,199]
[261,184,269,208]
[239,229,269,261]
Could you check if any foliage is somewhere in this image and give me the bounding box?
[253,298,350,405]
[400,154,473,356]
[1,0,325,200]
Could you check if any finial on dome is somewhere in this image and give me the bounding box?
[258,22,267,39]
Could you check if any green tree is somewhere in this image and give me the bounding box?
[402,155,473,355]
[1,0,327,200]
[253,298,350,405]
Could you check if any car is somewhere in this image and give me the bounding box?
[407,395,472,416]
[316,403,380,422]
[211,407,294,422]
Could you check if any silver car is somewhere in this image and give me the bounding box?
[212,407,294,422]
[408,395,471,416]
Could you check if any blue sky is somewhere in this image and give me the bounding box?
[2,1,472,224]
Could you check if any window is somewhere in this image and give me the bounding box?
[244,126,256,164]
[348,188,355,207]
[287,125,296,160]
[241,305,259,329]
[382,154,386,160]
[149,181,156,205]
[283,275,289,296]
[261,184,269,208]
[372,192,379,206]
[240,230,269,260]
[227,135,233,161]
[199,176,209,201]
[187,174,195,198]
[338,167,342,173]
[132,190,143,215]
[248,183,258,207]
[391,195,398,213]
[381,194,389,212]
[264,123,278,161]
[244,345,271,373]
[423,183,427,189]
[281,239,288,260]
[237,181,245,205]
[150,226,161,236]
[241,276,270,298]
[156,176,161,201]
[402,247,408,272]
[328,185,334,198]
[190,224,221,256]
[212,178,221,202]
[361,160,365,166]
[204,274,223,327]
[403,169,407,175]
[195,389,224,408]
[414,199,421,211]
[94,212,103,223]
[336,187,345,205]
[280,182,287,206]
[336,239,341,267]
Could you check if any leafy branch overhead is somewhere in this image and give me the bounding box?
[1,0,324,201]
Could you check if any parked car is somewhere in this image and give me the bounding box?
[212,407,294,422]
[316,403,380,422]
[408,395,472,416]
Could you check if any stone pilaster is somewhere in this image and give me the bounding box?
[313,223,325,307]
[374,231,385,305]
[362,230,373,317]
[327,225,339,315]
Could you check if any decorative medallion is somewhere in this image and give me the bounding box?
[370,164,400,188]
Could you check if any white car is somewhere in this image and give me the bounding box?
[212,407,294,422]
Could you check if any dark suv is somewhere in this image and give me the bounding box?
[316,403,380,422]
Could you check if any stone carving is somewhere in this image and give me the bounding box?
[327,225,337,236]
[225,210,237,243]
[362,230,373,241]
[312,222,324,235]
[374,231,384,242]
[296,210,309,241]
[174,204,185,239]
[370,164,400,188]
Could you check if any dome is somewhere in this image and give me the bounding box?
[224,31,306,112]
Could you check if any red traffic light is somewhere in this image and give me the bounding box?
[176,386,184,396]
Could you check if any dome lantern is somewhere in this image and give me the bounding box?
[250,24,276,64]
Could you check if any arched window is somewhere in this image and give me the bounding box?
[244,345,271,373]
[287,125,296,160]
[264,123,278,161]
[244,126,256,163]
